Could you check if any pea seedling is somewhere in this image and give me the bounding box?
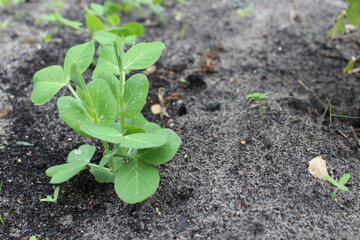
[31,39,181,204]
[327,1,360,73]
[246,92,272,117]
[40,186,60,204]
[325,174,351,199]
[42,2,144,46]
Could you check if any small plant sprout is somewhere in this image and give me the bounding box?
[246,92,272,117]
[31,38,181,204]
[325,174,351,199]
[40,186,60,204]
[326,97,360,126]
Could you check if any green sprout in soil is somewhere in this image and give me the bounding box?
[0,181,3,191]
[327,1,360,73]
[31,38,181,204]
[29,236,38,240]
[325,173,351,199]
[40,186,60,204]
[41,2,144,47]
[326,97,360,126]
[246,92,272,117]
[236,0,253,18]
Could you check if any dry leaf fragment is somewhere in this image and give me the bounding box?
[308,156,329,180]
[151,104,162,115]
[143,65,156,75]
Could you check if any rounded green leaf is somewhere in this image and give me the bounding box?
[95,73,120,104]
[90,167,115,183]
[347,4,360,27]
[138,129,181,165]
[120,133,167,149]
[67,144,96,164]
[92,44,120,78]
[57,96,93,135]
[122,23,144,36]
[87,78,118,126]
[123,74,149,118]
[80,123,123,143]
[86,15,105,33]
[124,42,165,70]
[64,41,95,77]
[46,162,86,184]
[115,160,160,203]
[31,65,67,105]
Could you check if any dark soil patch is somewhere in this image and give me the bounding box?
[1,0,360,239]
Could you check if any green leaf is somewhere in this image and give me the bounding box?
[105,15,120,27]
[90,167,115,183]
[120,133,167,149]
[70,63,86,89]
[95,73,120,105]
[87,78,118,126]
[126,113,161,133]
[46,162,86,184]
[347,4,360,27]
[86,15,105,33]
[124,42,165,70]
[123,74,149,118]
[64,41,95,77]
[31,65,67,105]
[114,160,160,203]
[327,14,346,39]
[325,176,338,186]
[338,185,349,192]
[122,23,144,36]
[57,96,93,135]
[80,123,123,143]
[138,129,181,165]
[53,13,83,28]
[93,30,119,45]
[90,3,104,15]
[92,44,120,78]
[123,125,145,135]
[67,144,96,164]
[339,173,351,185]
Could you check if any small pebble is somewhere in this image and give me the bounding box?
[205,102,220,111]
[186,73,207,89]
[178,101,187,116]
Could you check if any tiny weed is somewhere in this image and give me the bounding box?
[40,186,60,204]
[0,181,3,191]
[236,0,253,18]
[325,174,351,199]
[0,215,4,225]
[155,207,161,216]
[246,92,272,117]
[326,97,360,126]
[29,236,38,240]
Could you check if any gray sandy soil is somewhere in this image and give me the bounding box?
[0,0,360,239]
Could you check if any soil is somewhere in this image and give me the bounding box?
[1,0,360,239]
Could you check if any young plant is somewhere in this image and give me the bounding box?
[325,173,351,199]
[327,0,360,73]
[42,2,144,46]
[40,186,60,204]
[326,97,360,125]
[246,92,272,117]
[31,39,181,204]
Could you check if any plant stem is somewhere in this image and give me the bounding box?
[114,152,136,160]
[102,141,111,154]
[114,40,126,130]
[67,84,81,101]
